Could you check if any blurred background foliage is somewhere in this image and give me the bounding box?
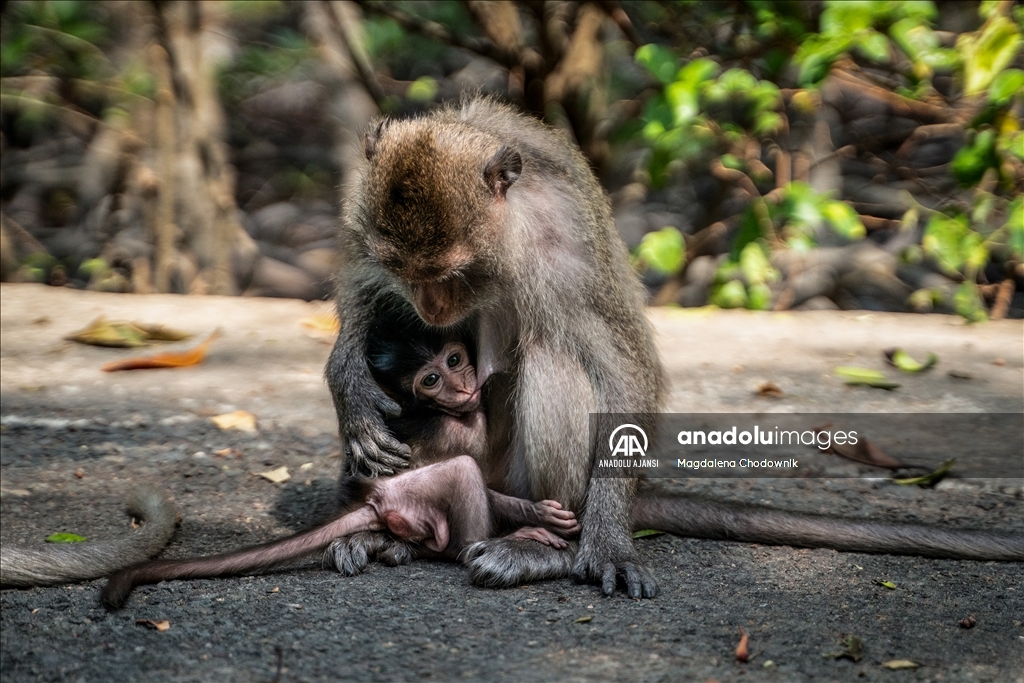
[1,0,1021,319]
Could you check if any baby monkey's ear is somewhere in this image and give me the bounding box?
[484,146,522,198]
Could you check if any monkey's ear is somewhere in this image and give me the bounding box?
[484,146,522,198]
[364,120,386,160]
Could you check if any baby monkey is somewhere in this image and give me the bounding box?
[102,457,577,609]
[102,304,578,609]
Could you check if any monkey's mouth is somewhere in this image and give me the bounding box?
[441,389,481,416]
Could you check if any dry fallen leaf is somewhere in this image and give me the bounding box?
[214,447,243,458]
[134,619,170,631]
[67,317,191,348]
[256,466,290,484]
[211,410,257,433]
[881,660,920,670]
[755,382,784,398]
[574,616,593,624]
[735,628,749,663]
[824,635,863,662]
[300,313,339,334]
[300,313,340,344]
[102,329,220,372]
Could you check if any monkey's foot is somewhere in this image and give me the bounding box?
[572,542,658,599]
[323,531,414,575]
[462,538,575,587]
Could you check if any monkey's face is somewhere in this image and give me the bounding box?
[413,342,480,415]
[360,120,522,325]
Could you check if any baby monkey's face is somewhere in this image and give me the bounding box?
[412,341,480,414]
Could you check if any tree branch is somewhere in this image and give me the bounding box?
[355,0,520,69]
[321,0,387,111]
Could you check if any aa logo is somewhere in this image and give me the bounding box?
[608,424,648,458]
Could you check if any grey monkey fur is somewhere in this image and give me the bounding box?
[1,486,178,588]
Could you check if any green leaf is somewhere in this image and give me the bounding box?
[835,366,901,389]
[748,283,773,310]
[712,280,749,309]
[633,529,666,538]
[988,68,1024,105]
[959,15,1023,96]
[894,458,956,486]
[754,111,784,136]
[46,533,87,543]
[884,349,938,372]
[720,154,744,171]
[857,30,891,63]
[636,44,679,85]
[406,76,437,103]
[821,2,875,35]
[874,579,897,589]
[719,68,758,92]
[637,227,685,275]
[823,201,866,239]
[665,81,700,126]
[574,615,593,624]
[952,129,998,186]
[953,282,988,322]
[739,242,778,286]
[889,18,959,70]
[677,57,719,86]
[922,213,971,275]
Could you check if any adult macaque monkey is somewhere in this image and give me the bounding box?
[102,456,579,609]
[1,486,177,588]
[326,98,663,598]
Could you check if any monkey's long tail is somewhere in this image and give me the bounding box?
[101,510,363,610]
[634,495,1024,561]
[1,486,178,588]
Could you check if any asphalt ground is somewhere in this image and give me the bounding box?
[1,283,1022,682]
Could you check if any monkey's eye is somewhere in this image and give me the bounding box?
[422,373,440,388]
[446,353,461,368]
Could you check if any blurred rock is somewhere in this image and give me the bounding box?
[296,247,337,293]
[250,202,302,242]
[676,255,717,307]
[246,255,318,300]
[613,202,648,249]
[793,296,840,311]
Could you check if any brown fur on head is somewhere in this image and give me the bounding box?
[360,118,521,325]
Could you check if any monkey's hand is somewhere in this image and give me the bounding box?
[342,420,411,478]
[328,334,412,477]
[532,500,581,539]
[572,530,658,599]
[339,384,412,477]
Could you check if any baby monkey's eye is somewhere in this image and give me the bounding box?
[422,373,440,387]
[446,353,461,368]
